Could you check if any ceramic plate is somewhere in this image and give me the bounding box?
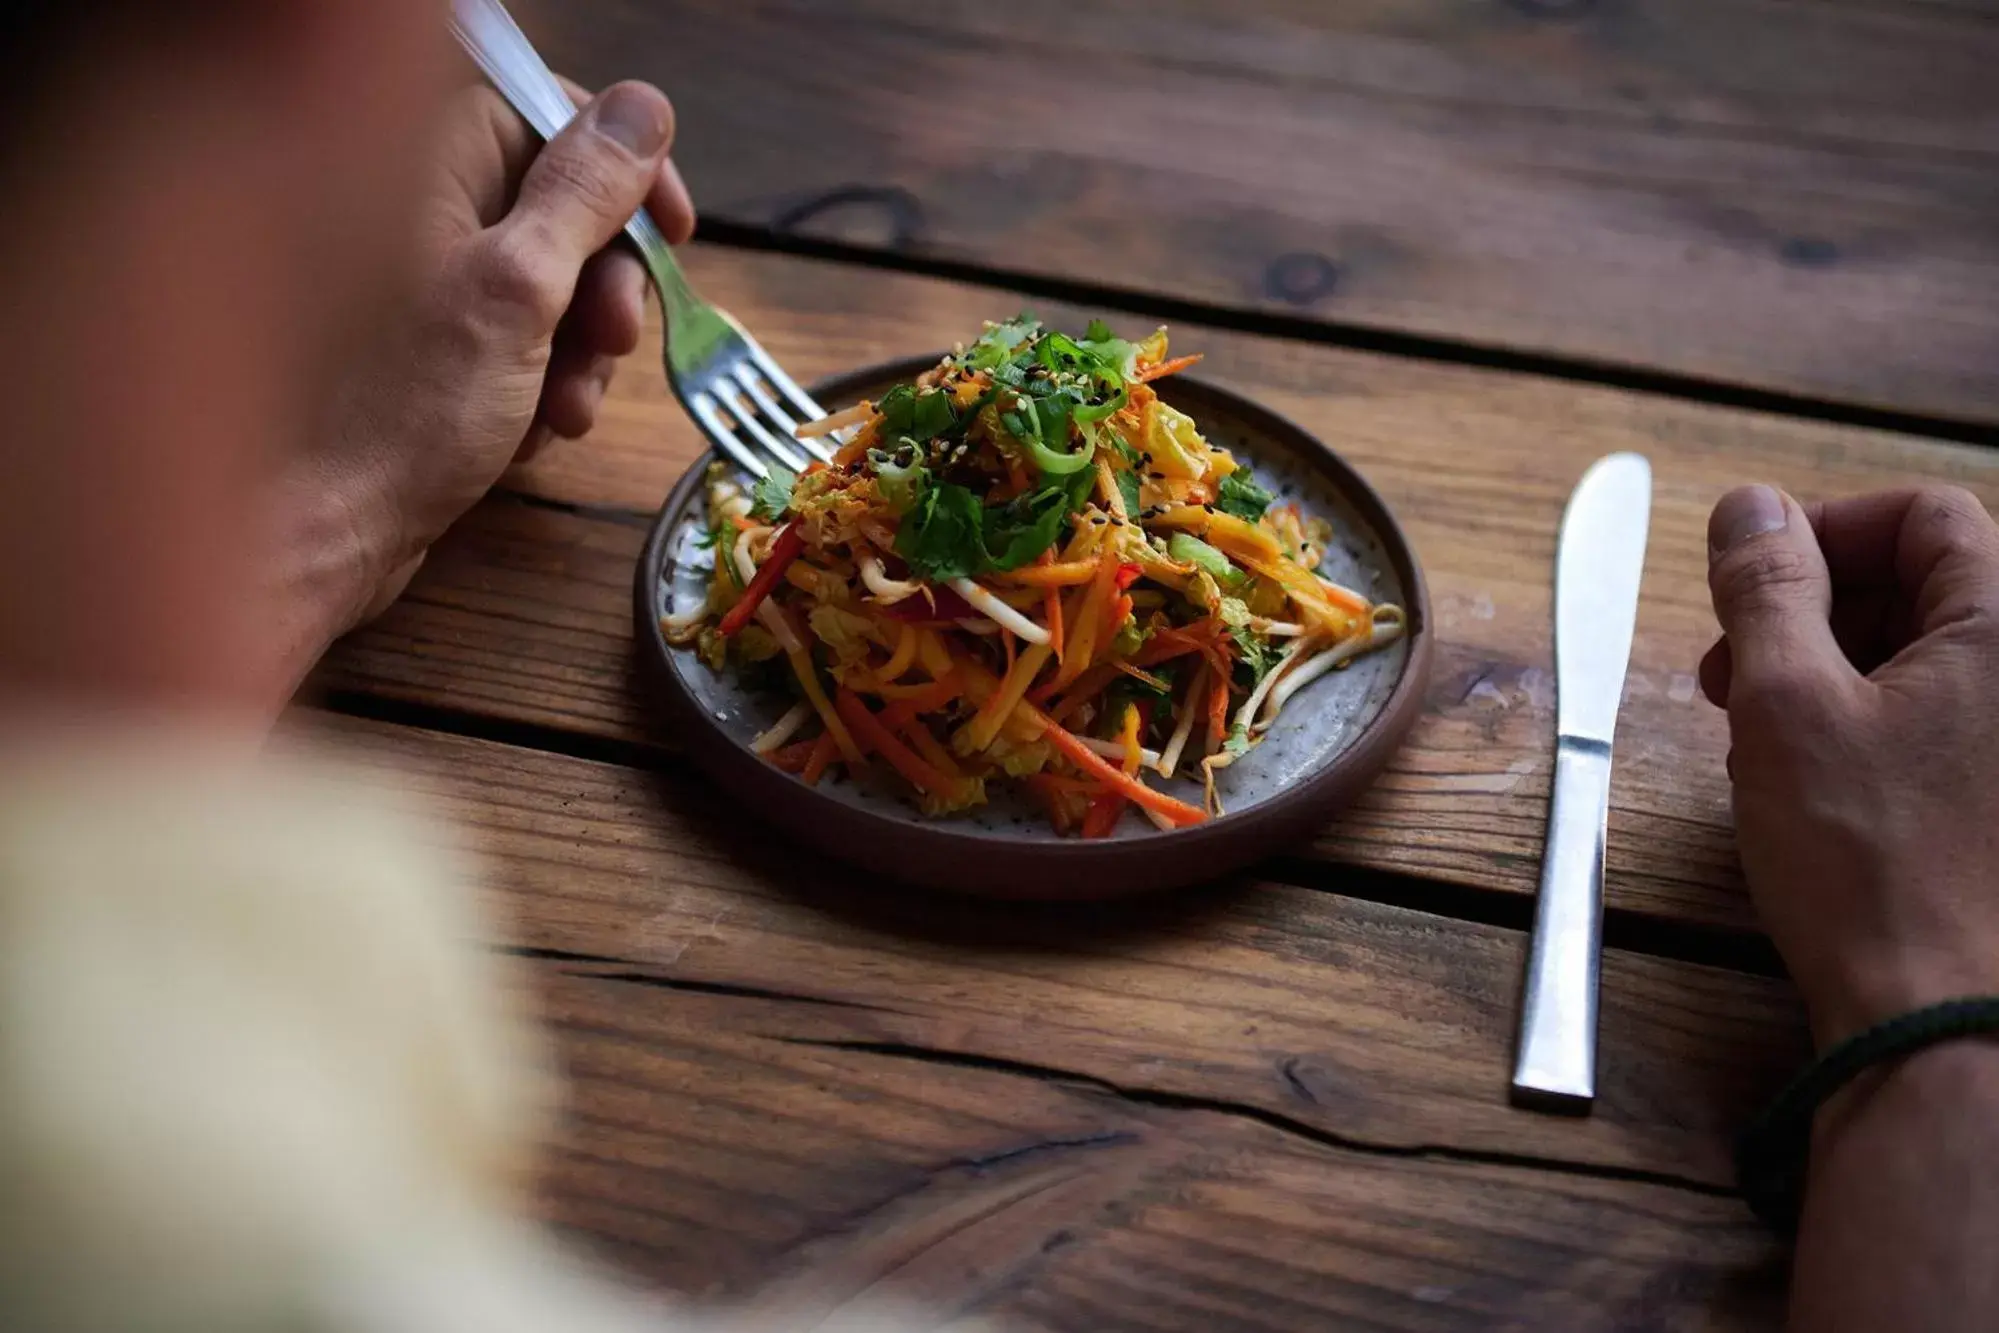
[634,356,1433,898]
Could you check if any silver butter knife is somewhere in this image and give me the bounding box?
[1512,452,1652,1112]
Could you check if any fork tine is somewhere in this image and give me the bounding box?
[749,343,830,425]
[688,392,770,479]
[716,391,813,473]
[732,364,835,465]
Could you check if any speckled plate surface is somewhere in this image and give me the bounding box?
[634,356,1433,898]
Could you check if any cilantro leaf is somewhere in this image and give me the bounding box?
[894,481,987,582]
[876,384,957,446]
[961,313,1041,372]
[750,465,797,522]
[892,471,1083,581]
[1216,469,1274,523]
[981,485,1072,572]
[1116,468,1143,521]
[1218,596,1281,686]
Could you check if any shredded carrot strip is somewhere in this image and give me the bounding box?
[1119,703,1143,775]
[1040,664,1118,721]
[1051,551,1119,689]
[960,641,1054,754]
[1130,626,1213,668]
[1032,549,1060,637]
[878,622,918,682]
[1207,656,1230,748]
[872,671,962,711]
[1037,710,1204,826]
[1113,659,1169,693]
[1137,353,1202,381]
[1240,553,1369,621]
[831,417,879,468]
[990,560,1099,587]
[766,739,818,773]
[955,655,1206,827]
[787,647,864,767]
[1024,774,1084,835]
[835,689,958,796]
[1080,793,1124,839]
[1002,625,1017,677]
[1103,592,1132,641]
[882,703,967,781]
[916,628,954,679]
[799,731,837,786]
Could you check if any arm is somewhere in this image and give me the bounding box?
[1792,1041,1999,1329]
[1702,484,1999,1329]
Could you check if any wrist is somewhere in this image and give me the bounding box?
[259,456,402,697]
[1815,1033,1999,1154]
[1739,1000,1999,1232]
[1805,944,1999,1048]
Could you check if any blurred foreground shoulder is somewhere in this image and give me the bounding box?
[0,725,1004,1332]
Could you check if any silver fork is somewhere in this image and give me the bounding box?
[450,0,839,479]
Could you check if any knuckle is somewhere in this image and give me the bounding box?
[532,142,630,221]
[465,230,566,330]
[1712,540,1818,607]
[1910,485,1998,552]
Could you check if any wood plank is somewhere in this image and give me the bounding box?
[521,961,1788,1329]
[312,244,1999,931]
[302,711,1809,1192]
[525,0,1999,423]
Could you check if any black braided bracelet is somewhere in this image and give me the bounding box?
[1736,996,1999,1234]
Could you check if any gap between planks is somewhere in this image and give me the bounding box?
[691,220,1999,450]
[510,941,1738,1201]
[317,687,1783,981]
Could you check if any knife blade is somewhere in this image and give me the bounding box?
[1512,452,1652,1112]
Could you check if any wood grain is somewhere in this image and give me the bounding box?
[524,0,1999,423]
[312,243,1999,931]
[521,961,1789,1330]
[299,711,1808,1192]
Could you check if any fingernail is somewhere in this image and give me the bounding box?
[1709,485,1789,561]
[590,85,668,157]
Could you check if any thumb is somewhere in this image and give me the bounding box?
[1707,485,1851,710]
[482,81,673,334]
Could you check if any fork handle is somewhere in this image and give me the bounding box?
[448,0,693,308]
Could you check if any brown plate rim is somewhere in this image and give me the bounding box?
[633,354,1435,899]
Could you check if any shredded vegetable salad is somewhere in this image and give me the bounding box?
[663,316,1406,834]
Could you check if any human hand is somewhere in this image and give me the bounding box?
[1701,484,1999,1044]
[269,78,694,682]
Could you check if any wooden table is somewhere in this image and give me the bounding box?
[310,4,1999,1326]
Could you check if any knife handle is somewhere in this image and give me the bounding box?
[1511,735,1611,1112]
